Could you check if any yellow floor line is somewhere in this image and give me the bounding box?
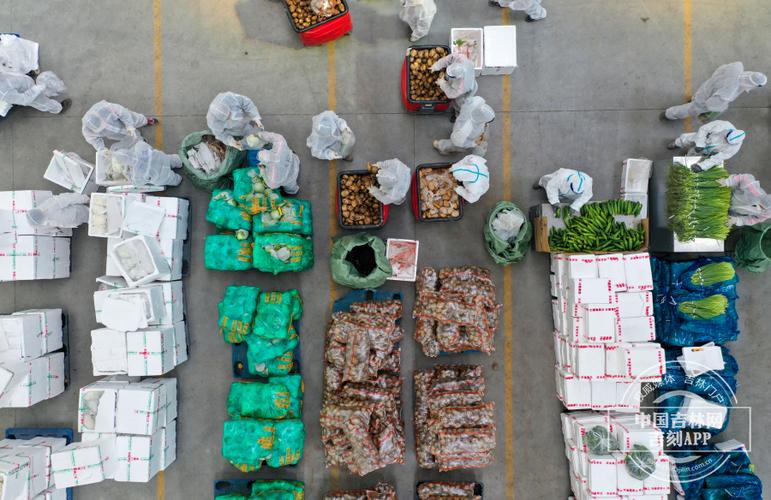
[683,0,693,133]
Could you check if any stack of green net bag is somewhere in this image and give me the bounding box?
[215,479,305,499]
[204,167,314,274]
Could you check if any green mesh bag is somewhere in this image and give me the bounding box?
[252,233,314,275]
[246,330,298,376]
[215,495,249,500]
[180,131,245,191]
[266,419,304,468]
[219,286,260,344]
[330,233,392,289]
[232,167,283,215]
[483,201,532,265]
[222,420,276,471]
[270,374,303,418]
[205,234,254,271]
[251,480,304,499]
[252,199,313,236]
[252,290,303,340]
[227,381,293,420]
[207,190,253,232]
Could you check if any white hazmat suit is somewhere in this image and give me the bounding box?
[256,131,300,194]
[665,62,767,120]
[720,174,771,227]
[0,34,39,75]
[0,71,65,117]
[206,92,263,150]
[431,53,477,113]
[399,0,437,42]
[26,193,89,229]
[307,110,356,161]
[433,96,495,156]
[493,0,546,20]
[369,159,411,205]
[538,168,594,214]
[672,120,745,171]
[112,141,182,187]
[82,100,150,151]
[450,155,489,203]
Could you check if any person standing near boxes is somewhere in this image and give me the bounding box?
[491,0,547,22]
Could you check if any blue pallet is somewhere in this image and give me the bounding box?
[214,478,252,497]
[5,428,74,500]
[232,320,302,379]
[333,289,403,314]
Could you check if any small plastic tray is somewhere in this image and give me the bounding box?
[336,170,389,230]
[415,481,483,499]
[411,163,464,222]
[5,427,74,500]
[232,320,302,379]
[402,45,452,113]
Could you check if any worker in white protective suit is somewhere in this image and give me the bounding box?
[26,193,89,229]
[206,92,263,150]
[369,159,411,205]
[433,96,495,156]
[0,71,70,117]
[111,141,183,187]
[535,168,594,215]
[0,34,39,75]
[431,53,478,118]
[82,100,158,151]
[491,0,546,21]
[307,110,356,161]
[667,120,746,172]
[399,0,437,42]
[719,174,771,227]
[254,131,300,194]
[450,155,489,203]
[664,62,767,121]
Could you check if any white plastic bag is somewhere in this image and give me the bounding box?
[492,209,524,241]
[369,159,411,205]
[449,155,489,203]
[399,0,437,42]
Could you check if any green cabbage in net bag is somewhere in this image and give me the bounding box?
[222,420,276,471]
[207,190,253,232]
[253,199,313,236]
[227,381,294,420]
[251,480,304,499]
[253,233,314,275]
[246,330,298,376]
[205,234,254,271]
[232,167,283,215]
[252,290,303,340]
[215,494,249,500]
[270,374,303,418]
[266,419,304,468]
[330,233,392,289]
[219,286,260,344]
[583,425,619,455]
[626,444,656,480]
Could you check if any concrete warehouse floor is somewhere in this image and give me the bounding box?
[1,0,770,498]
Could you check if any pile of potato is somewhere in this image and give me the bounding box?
[419,167,460,220]
[408,47,448,102]
[286,0,345,30]
[340,172,382,227]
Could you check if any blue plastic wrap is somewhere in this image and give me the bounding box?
[675,446,756,498]
[701,473,763,499]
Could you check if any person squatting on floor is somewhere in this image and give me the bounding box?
[112,141,183,187]
[535,168,594,215]
[307,110,356,161]
[207,91,263,150]
[399,0,437,42]
[433,96,495,156]
[667,120,745,172]
[250,131,301,195]
[491,0,546,21]
[81,100,159,151]
[664,62,767,122]
[26,193,90,229]
[431,53,478,118]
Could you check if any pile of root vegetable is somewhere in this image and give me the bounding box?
[667,164,731,241]
[339,171,382,226]
[408,47,448,102]
[286,0,345,30]
[548,200,645,252]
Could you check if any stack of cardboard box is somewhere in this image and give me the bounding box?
[0,435,69,499]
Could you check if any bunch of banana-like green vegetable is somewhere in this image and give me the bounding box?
[667,164,731,241]
[549,200,645,252]
[677,293,729,320]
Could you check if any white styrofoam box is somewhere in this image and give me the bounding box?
[115,385,163,435]
[114,432,163,482]
[12,442,49,497]
[0,191,72,237]
[586,455,619,497]
[0,366,12,400]
[569,342,606,379]
[95,148,129,186]
[78,380,127,432]
[590,379,618,410]
[44,150,94,194]
[680,394,728,429]
[88,193,125,238]
[678,343,724,377]
[0,453,30,500]
[643,455,671,495]
[172,321,188,366]
[126,328,176,376]
[596,254,627,292]
[144,377,178,425]
[482,25,516,75]
[32,487,67,500]
[159,420,177,470]
[614,381,642,413]
[141,196,189,241]
[553,332,566,368]
[613,452,644,495]
[142,281,184,326]
[571,414,612,454]
[555,366,591,410]
[52,237,70,280]
[565,254,598,281]
[615,292,653,318]
[561,411,596,445]
[617,316,656,343]
[106,234,183,282]
[450,28,484,74]
[0,235,56,282]
[565,315,584,342]
[94,286,164,329]
[606,343,665,381]
[622,192,649,218]
[556,254,569,290]
[110,235,171,287]
[613,420,663,453]
[582,305,618,343]
[23,436,67,490]
[51,439,115,488]
[568,278,614,316]
[42,352,65,401]
[13,309,63,354]
[0,313,43,360]
[549,274,557,297]
[122,201,166,238]
[623,253,653,292]
[621,158,652,194]
[550,253,563,274]
[551,299,561,332]
[90,329,128,376]
[0,355,50,408]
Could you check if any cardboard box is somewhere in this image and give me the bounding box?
[582,305,618,343]
[570,342,606,379]
[617,316,656,343]
[0,235,56,281]
[126,328,176,376]
[596,254,627,292]
[114,432,163,482]
[51,439,115,488]
[110,235,171,287]
[91,329,128,376]
[115,385,163,435]
[482,25,516,75]
[159,421,176,470]
[12,309,63,354]
[615,292,653,318]
[0,191,72,237]
[623,253,653,292]
[0,314,43,360]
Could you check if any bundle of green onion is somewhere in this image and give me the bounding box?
[690,262,736,287]
[549,200,645,252]
[677,294,729,320]
[667,165,731,241]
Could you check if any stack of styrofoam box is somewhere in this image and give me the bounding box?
[552,253,665,412]
[0,309,66,408]
[620,158,651,218]
[88,193,188,377]
[0,191,71,282]
[0,435,69,499]
[562,411,671,499]
[50,376,177,488]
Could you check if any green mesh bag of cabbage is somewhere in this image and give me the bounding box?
[222,419,276,471]
[227,375,303,420]
[205,234,254,271]
[246,331,298,376]
[219,286,260,344]
[232,167,284,215]
[266,419,304,468]
[252,233,314,274]
[252,199,313,236]
[250,480,304,499]
[252,290,303,340]
[207,189,253,232]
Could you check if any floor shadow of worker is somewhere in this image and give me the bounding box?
[235,0,303,49]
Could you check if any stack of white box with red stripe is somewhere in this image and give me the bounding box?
[551,252,665,412]
[0,309,65,408]
[50,376,177,488]
[562,412,670,499]
[0,435,69,499]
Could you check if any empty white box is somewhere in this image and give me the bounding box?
[617,316,656,343]
[678,343,724,376]
[482,25,517,75]
[616,292,653,318]
[597,254,627,292]
[621,158,652,194]
[624,253,653,292]
[44,150,94,194]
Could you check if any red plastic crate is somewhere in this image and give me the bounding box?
[285,0,352,46]
[411,163,464,222]
[401,45,451,113]
[336,170,390,230]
